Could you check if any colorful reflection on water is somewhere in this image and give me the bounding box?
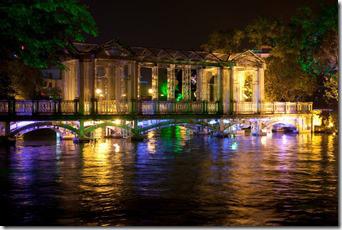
[0,127,338,226]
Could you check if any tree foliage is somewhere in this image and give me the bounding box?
[0,60,44,99]
[0,0,97,99]
[292,3,338,78]
[245,18,284,49]
[265,56,317,102]
[0,0,97,68]
[201,30,245,57]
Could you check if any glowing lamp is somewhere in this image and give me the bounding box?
[95,88,102,94]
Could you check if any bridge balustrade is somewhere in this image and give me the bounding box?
[0,101,9,114]
[0,100,312,117]
[15,101,33,115]
[234,102,313,114]
[158,101,173,114]
[208,102,219,114]
[61,100,75,114]
[234,102,257,114]
[260,102,274,114]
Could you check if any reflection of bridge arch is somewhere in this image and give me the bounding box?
[10,121,79,137]
[139,120,216,134]
[83,121,131,135]
[142,123,208,134]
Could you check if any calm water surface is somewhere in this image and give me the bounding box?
[0,127,338,226]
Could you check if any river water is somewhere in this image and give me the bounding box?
[0,127,338,226]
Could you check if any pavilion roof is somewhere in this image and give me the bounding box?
[71,40,265,67]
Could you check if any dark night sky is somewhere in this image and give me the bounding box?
[82,0,335,50]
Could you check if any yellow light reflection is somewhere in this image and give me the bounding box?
[113,119,121,125]
[113,143,120,153]
[260,136,267,146]
[80,140,124,194]
[147,131,156,153]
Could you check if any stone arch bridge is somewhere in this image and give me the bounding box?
[3,111,313,140]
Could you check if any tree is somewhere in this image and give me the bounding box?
[0,0,97,99]
[0,60,44,99]
[245,17,284,49]
[265,56,317,102]
[0,0,97,68]
[291,3,338,106]
[322,74,338,106]
[201,29,245,58]
[292,3,338,77]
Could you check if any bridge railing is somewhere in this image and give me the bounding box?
[233,102,257,114]
[0,100,312,116]
[97,100,129,114]
[138,101,219,115]
[234,102,313,114]
[61,100,75,114]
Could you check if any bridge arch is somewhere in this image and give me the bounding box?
[262,117,300,133]
[10,121,79,137]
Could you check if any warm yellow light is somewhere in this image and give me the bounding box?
[95,88,102,94]
[97,141,110,154]
[99,94,104,97]
[328,118,334,128]
[114,119,121,125]
[121,94,126,97]
[312,114,322,126]
[148,88,153,94]
[113,143,120,153]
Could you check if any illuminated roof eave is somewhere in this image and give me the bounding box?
[68,40,264,67]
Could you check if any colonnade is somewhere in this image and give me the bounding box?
[61,55,266,115]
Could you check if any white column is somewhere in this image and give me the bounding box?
[152,66,158,100]
[203,70,209,101]
[258,65,265,102]
[222,67,230,114]
[62,60,78,100]
[232,67,240,103]
[182,65,191,100]
[167,64,175,100]
[196,67,203,101]
[127,61,138,101]
[78,57,95,113]
[253,69,259,113]
[230,66,240,113]
[108,63,115,100]
[217,67,223,102]
[114,65,122,100]
[137,64,141,99]
[119,66,126,100]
